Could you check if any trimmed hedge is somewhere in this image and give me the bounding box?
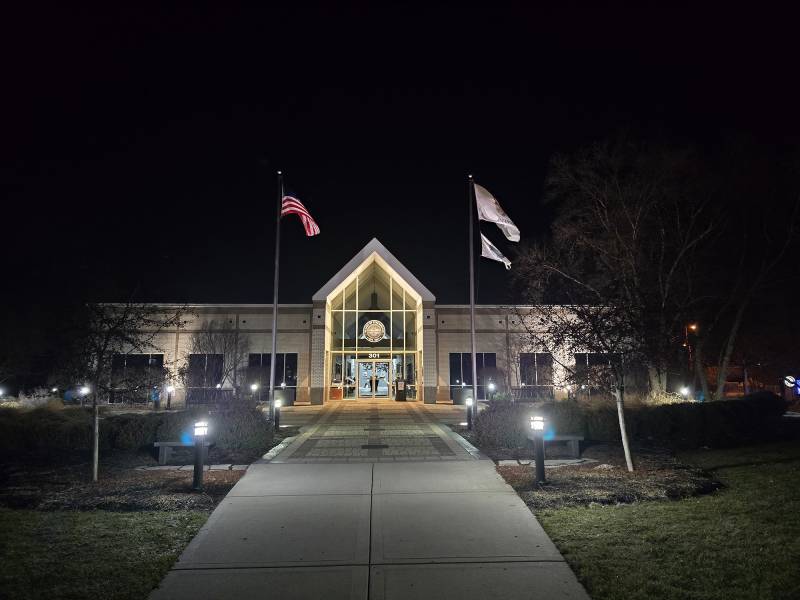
[475,392,788,450]
[0,405,273,458]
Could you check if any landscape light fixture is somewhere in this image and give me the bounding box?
[80,386,90,396]
[51,387,58,393]
[193,420,208,490]
[166,385,175,410]
[166,385,175,393]
[530,415,546,483]
[680,386,690,397]
[488,382,496,392]
[274,398,282,428]
[465,397,474,430]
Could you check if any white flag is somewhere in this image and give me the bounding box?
[481,233,511,270]
[474,183,520,242]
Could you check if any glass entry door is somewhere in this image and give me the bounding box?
[358,361,390,398]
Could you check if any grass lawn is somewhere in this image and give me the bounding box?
[0,509,208,600]
[537,440,800,600]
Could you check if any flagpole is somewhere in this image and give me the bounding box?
[468,175,479,424]
[268,171,283,422]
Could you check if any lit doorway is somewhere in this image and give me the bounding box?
[358,360,390,398]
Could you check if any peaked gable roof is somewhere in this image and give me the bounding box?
[312,238,436,303]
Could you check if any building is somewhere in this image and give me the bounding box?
[130,238,573,407]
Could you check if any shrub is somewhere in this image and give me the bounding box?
[474,391,787,451]
[474,402,529,448]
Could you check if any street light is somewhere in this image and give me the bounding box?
[465,397,474,430]
[193,420,208,491]
[530,415,546,483]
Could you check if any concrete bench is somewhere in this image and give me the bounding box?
[154,441,211,465]
[526,433,584,458]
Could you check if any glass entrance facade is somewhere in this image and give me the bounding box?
[326,260,422,400]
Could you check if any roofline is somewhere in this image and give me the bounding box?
[311,238,436,303]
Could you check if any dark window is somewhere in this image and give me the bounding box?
[110,353,165,403]
[247,353,299,387]
[448,352,496,399]
[519,353,553,386]
[188,354,224,388]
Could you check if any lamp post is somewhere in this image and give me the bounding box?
[166,385,174,410]
[193,420,208,491]
[274,398,282,429]
[80,385,90,407]
[530,415,546,483]
[466,397,473,430]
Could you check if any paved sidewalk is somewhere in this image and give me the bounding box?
[150,401,589,600]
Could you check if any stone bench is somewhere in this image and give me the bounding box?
[154,441,211,465]
[525,432,584,458]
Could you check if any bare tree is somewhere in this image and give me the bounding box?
[182,319,250,393]
[54,301,187,481]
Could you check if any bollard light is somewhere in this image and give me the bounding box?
[192,420,208,490]
[680,386,690,397]
[51,387,58,393]
[488,382,496,392]
[215,383,222,389]
[274,398,282,428]
[166,385,175,393]
[530,415,546,483]
[465,397,474,430]
[250,383,259,392]
[80,386,90,396]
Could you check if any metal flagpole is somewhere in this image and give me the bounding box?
[268,171,283,422]
[468,175,479,424]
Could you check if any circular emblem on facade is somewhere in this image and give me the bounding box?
[362,319,386,343]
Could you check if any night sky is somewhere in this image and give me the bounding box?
[3,3,799,307]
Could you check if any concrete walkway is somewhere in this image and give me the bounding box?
[150,401,589,600]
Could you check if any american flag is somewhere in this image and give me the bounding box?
[281,195,320,236]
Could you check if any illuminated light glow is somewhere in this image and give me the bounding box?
[459,422,469,426]
[250,383,259,392]
[784,375,796,388]
[689,323,698,331]
[80,386,90,396]
[531,415,545,431]
[51,387,58,393]
[488,382,496,392]
[680,386,690,397]
[166,385,175,393]
[215,383,222,389]
[281,382,286,388]
[194,421,208,436]
[275,399,283,408]
[465,397,473,407]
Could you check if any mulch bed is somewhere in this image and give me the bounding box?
[0,452,246,511]
[0,427,301,513]
[495,444,721,509]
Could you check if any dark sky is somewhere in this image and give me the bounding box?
[3,2,799,306]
